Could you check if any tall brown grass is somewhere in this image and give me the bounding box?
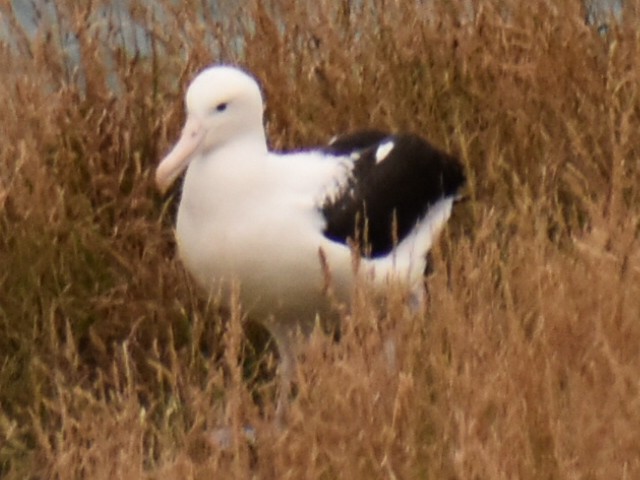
[1,0,640,478]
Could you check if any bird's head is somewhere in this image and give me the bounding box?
[155,66,265,193]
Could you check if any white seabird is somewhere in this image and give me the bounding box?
[155,65,465,420]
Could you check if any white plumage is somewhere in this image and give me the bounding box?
[156,65,464,420]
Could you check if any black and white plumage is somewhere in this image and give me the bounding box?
[155,65,465,419]
[321,130,465,259]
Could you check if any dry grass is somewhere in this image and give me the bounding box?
[2,0,640,478]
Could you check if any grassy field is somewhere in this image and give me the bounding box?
[2,0,640,478]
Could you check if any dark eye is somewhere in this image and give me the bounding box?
[215,102,228,112]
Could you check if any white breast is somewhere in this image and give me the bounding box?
[175,147,354,332]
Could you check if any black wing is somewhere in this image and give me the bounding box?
[320,131,465,258]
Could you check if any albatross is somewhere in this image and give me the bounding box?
[155,65,465,421]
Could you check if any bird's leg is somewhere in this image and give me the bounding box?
[381,279,428,374]
[274,337,295,428]
[383,334,398,373]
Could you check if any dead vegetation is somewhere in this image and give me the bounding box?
[1,0,640,478]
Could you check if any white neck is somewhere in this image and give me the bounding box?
[179,132,269,219]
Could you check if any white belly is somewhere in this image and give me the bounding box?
[175,192,353,335]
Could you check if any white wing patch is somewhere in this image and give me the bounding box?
[375,140,394,164]
[315,158,355,207]
[371,197,455,285]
